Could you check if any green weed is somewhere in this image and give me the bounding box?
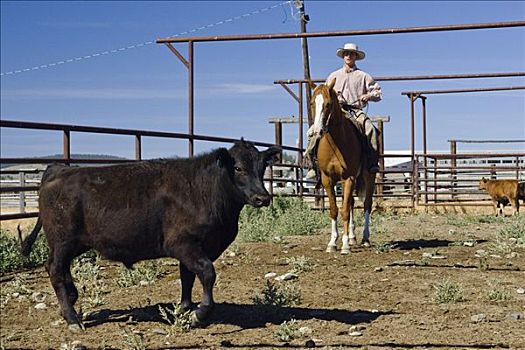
[275,319,298,342]
[252,280,302,307]
[434,279,464,304]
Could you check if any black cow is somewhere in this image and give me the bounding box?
[20,140,280,331]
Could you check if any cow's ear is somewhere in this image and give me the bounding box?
[216,148,233,168]
[263,146,281,166]
[481,177,487,183]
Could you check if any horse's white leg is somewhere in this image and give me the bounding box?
[326,219,339,253]
[323,176,339,253]
[362,209,371,247]
[348,209,357,246]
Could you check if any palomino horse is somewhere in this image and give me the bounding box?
[309,78,376,254]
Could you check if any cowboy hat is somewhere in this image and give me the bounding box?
[336,43,365,60]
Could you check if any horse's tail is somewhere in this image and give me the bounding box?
[356,174,366,202]
[18,216,43,257]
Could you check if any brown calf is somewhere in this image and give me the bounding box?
[479,178,520,216]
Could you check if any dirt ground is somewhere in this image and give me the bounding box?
[1,213,524,350]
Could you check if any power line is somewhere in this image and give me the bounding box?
[1,1,293,77]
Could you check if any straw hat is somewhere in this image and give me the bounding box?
[336,43,365,60]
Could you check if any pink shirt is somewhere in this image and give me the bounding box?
[326,66,382,109]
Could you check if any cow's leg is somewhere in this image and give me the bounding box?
[322,174,339,253]
[512,197,519,215]
[171,242,216,325]
[179,263,196,311]
[47,248,82,331]
[492,200,499,216]
[340,178,355,255]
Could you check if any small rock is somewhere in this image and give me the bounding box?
[71,341,87,350]
[228,252,236,257]
[476,226,481,231]
[305,339,316,348]
[489,254,501,259]
[448,229,456,235]
[431,255,446,259]
[422,252,433,259]
[275,272,298,282]
[350,325,366,332]
[31,292,46,303]
[299,326,312,336]
[506,312,522,321]
[374,267,383,272]
[12,292,20,298]
[516,288,525,294]
[151,328,168,335]
[264,272,277,279]
[463,241,476,247]
[51,319,64,327]
[34,303,47,310]
[173,279,181,286]
[470,314,486,323]
[139,280,149,286]
[349,331,363,337]
[371,309,379,313]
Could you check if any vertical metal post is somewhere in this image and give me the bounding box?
[63,129,71,165]
[415,157,420,207]
[188,40,194,157]
[433,157,438,203]
[450,140,457,200]
[421,96,428,205]
[409,94,416,211]
[516,156,520,180]
[299,82,305,199]
[19,171,26,213]
[135,134,142,161]
[274,121,283,186]
[377,119,384,196]
[297,0,312,126]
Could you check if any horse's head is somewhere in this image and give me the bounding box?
[309,78,338,136]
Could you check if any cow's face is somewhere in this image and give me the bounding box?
[479,177,488,190]
[225,140,280,207]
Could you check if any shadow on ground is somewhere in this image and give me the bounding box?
[83,302,394,330]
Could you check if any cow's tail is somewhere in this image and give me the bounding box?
[18,216,43,257]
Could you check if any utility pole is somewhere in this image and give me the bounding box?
[296,0,312,126]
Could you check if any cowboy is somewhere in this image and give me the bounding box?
[306,42,382,178]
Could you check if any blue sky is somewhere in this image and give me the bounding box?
[1,1,524,159]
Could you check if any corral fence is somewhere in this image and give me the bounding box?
[1,118,523,220]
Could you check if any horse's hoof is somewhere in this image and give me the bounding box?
[340,248,350,255]
[68,323,84,333]
[326,245,337,253]
[361,240,371,247]
[349,238,358,246]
